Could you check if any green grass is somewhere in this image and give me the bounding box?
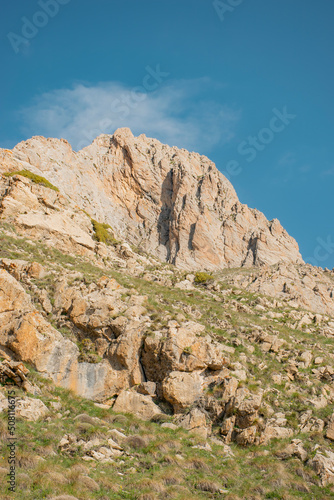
[1,224,334,498]
[3,169,59,192]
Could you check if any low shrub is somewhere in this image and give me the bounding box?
[194,271,214,285]
[91,219,117,245]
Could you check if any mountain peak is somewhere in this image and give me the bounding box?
[2,130,302,270]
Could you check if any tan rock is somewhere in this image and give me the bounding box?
[261,425,293,444]
[300,351,313,368]
[16,397,49,421]
[142,321,228,383]
[135,381,156,396]
[0,268,123,400]
[234,426,257,446]
[326,413,334,441]
[220,416,236,444]
[113,390,162,420]
[276,440,308,462]
[220,377,239,403]
[162,371,204,412]
[177,408,210,438]
[4,129,303,271]
[309,449,334,486]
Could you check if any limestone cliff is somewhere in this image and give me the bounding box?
[1,128,302,270]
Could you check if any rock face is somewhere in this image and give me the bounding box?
[0,268,119,400]
[228,262,334,317]
[0,128,302,270]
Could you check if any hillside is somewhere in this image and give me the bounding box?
[0,131,334,499]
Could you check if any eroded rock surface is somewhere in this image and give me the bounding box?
[1,129,302,270]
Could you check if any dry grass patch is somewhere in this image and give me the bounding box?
[186,458,210,472]
[137,478,166,494]
[161,453,180,465]
[125,434,150,450]
[137,494,159,500]
[195,479,222,493]
[16,449,40,469]
[157,439,181,453]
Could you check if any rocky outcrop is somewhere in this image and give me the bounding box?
[225,262,334,317]
[0,268,119,400]
[0,174,96,256]
[309,449,334,486]
[1,128,302,270]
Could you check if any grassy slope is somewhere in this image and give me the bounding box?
[0,223,334,499]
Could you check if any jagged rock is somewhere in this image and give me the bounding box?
[220,416,236,444]
[230,263,334,317]
[326,412,334,441]
[142,321,228,384]
[299,410,324,433]
[234,425,258,446]
[0,175,96,255]
[108,429,127,444]
[0,268,125,400]
[113,390,162,420]
[300,351,313,368]
[0,258,46,280]
[0,359,38,393]
[261,425,294,444]
[234,391,263,429]
[176,408,211,438]
[309,449,334,486]
[276,439,308,461]
[162,371,204,413]
[1,130,334,495]
[15,397,49,421]
[107,438,123,451]
[135,381,157,396]
[2,129,302,270]
[54,277,127,331]
[220,377,239,403]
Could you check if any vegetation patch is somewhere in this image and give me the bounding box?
[3,169,59,191]
[91,219,118,245]
[194,271,214,285]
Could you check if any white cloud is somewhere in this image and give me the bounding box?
[321,166,334,177]
[17,78,240,153]
[277,152,296,166]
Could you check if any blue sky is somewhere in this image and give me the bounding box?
[1,0,333,268]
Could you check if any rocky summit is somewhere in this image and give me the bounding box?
[5,127,302,270]
[0,129,334,499]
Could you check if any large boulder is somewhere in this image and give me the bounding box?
[162,371,204,413]
[112,390,162,420]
